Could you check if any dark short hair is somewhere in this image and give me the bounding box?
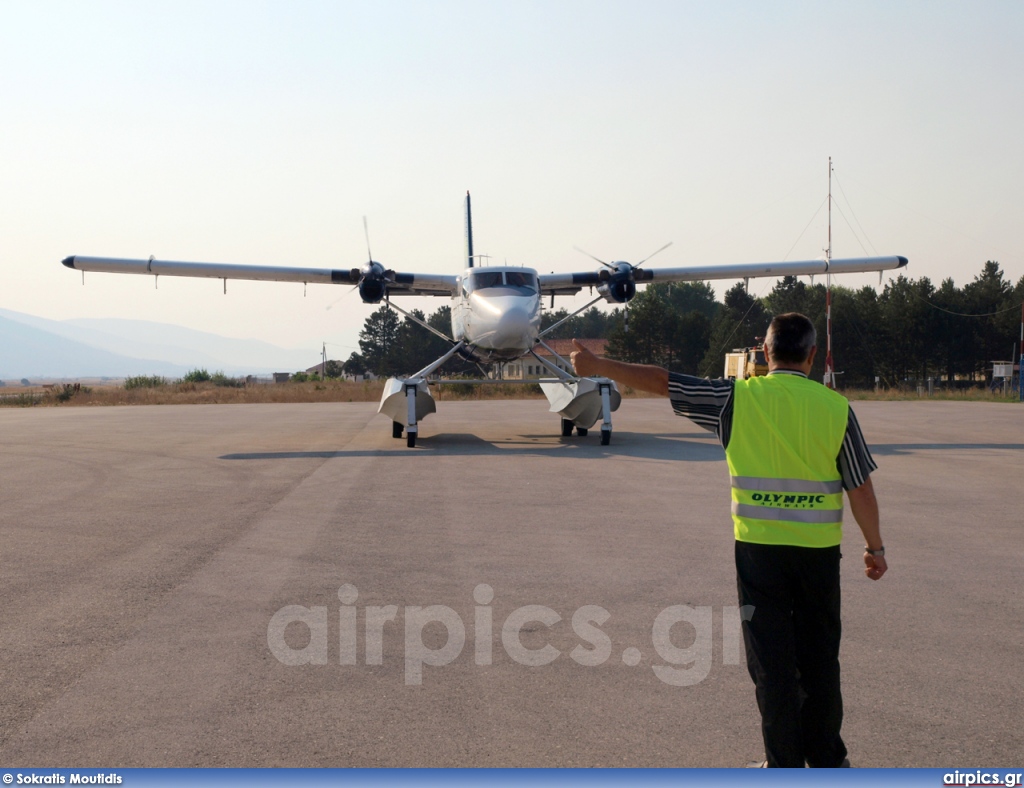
[765,313,816,364]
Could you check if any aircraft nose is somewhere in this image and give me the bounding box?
[494,306,531,345]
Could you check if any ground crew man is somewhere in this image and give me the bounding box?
[570,312,887,768]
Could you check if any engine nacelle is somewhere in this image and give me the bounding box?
[596,262,637,304]
[354,261,389,303]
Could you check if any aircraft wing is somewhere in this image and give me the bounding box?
[538,255,908,297]
[61,256,458,297]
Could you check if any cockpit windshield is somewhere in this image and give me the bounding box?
[465,270,538,296]
[504,271,537,290]
[469,271,504,290]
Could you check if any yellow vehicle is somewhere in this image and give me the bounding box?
[723,343,768,380]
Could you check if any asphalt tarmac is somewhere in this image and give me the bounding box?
[0,399,1021,767]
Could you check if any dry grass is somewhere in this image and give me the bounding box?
[846,387,1021,403]
[2,379,554,407]
[3,380,1019,408]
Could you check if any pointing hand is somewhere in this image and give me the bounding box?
[570,339,600,377]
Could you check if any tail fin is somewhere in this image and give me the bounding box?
[465,191,474,269]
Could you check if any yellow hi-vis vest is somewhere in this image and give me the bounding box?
[726,373,849,547]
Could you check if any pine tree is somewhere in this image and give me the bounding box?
[358,306,403,376]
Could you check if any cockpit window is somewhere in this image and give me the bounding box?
[469,271,504,290]
[465,270,538,295]
[505,271,538,291]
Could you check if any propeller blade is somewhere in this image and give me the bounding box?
[574,246,614,269]
[363,216,373,263]
[636,241,673,267]
[326,284,359,311]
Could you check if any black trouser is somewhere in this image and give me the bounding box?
[735,541,847,768]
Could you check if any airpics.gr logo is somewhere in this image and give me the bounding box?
[750,492,827,508]
[944,772,1023,787]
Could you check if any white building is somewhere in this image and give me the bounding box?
[499,339,608,380]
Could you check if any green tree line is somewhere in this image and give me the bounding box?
[349,261,1024,388]
[341,305,478,379]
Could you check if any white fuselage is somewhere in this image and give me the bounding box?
[451,267,542,362]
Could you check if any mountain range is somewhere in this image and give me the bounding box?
[0,308,318,380]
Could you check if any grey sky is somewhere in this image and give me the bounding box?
[2,1,1021,354]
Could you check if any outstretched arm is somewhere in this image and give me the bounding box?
[570,339,669,396]
[847,476,887,580]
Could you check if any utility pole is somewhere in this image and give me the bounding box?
[1019,303,1023,402]
[322,342,327,379]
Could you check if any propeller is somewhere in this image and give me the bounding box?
[348,217,392,303]
[573,241,672,270]
[327,216,380,310]
[574,242,673,332]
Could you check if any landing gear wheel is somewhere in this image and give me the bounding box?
[392,421,404,439]
[406,431,417,448]
[561,418,574,437]
[576,426,588,437]
[600,428,611,446]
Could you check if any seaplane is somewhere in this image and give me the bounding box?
[61,193,908,447]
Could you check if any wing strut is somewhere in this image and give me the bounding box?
[384,296,455,344]
[539,294,605,339]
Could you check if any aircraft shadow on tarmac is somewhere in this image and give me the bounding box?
[219,431,726,462]
[219,439,1024,462]
[870,442,1024,455]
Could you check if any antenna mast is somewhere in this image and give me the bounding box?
[824,157,836,389]
[465,191,474,269]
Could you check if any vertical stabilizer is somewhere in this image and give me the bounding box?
[465,191,474,268]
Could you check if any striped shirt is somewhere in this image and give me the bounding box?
[667,370,877,491]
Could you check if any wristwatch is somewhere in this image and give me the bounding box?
[864,546,885,556]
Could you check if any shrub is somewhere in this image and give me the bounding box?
[210,371,244,388]
[182,368,211,383]
[1,392,41,407]
[124,375,166,390]
[291,371,310,383]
